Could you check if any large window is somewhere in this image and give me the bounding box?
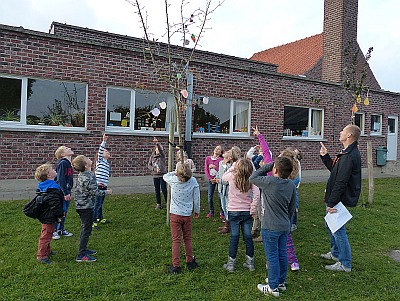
[106,87,170,131]
[193,96,250,135]
[283,106,323,138]
[370,114,382,135]
[354,112,365,134]
[0,75,87,128]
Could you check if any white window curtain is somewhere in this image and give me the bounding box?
[234,102,248,132]
[311,109,322,136]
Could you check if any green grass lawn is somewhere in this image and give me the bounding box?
[1,178,399,300]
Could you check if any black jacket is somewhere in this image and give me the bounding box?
[37,188,64,224]
[320,141,361,208]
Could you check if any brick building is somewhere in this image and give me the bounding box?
[0,0,399,180]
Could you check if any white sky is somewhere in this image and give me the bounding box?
[0,0,399,92]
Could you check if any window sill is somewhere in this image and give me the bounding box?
[282,136,326,142]
[0,124,89,134]
[369,133,385,138]
[193,132,251,140]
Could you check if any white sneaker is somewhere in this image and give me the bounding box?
[60,230,73,237]
[290,262,300,271]
[321,251,339,261]
[52,232,60,240]
[265,278,287,292]
[257,284,279,297]
[325,261,351,272]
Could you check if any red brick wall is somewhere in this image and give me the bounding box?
[0,24,399,179]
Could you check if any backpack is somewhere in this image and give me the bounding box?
[23,193,45,219]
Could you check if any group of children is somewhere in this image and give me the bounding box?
[32,134,112,264]
[202,126,303,297]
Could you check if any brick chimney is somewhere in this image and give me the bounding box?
[322,0,358,83]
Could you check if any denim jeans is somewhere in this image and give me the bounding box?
[94,186,107,221]
[218,193,228,220]
[76,208,94,257]
[56,199,71,232]
[262,229,289,290]
[326,222,352,268]
[292,189,299,225]
[153,177,167,205]
[228,211,254,258]
[208,181,220,214]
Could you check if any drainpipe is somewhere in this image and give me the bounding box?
[185,71,193,158]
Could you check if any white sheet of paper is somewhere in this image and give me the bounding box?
[110,112,121,121]
[324,202,353,234]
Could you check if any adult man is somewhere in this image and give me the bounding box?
[319,124,362,272]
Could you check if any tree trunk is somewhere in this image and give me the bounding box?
[367,141,374,206]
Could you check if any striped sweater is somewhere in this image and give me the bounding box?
[95,141,110,186]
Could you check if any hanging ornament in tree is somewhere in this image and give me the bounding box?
[151,107,160,117]
[356,94,362,103]
[177,73,182,79]
[202,97,209,104]
[364,97,370,106]
[159,101,167,109]
[191,34,196,43]
[181,89,188,98]
[184,39,190,45]
[351,103,358,113]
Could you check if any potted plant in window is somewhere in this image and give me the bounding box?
[0,108,19,121]
[72,110,85,127]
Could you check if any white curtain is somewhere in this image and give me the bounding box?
[311,109,322,135]
[234,102,248,132]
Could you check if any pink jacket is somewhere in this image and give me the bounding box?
[204,156,224,181]
[258,133,273,176]
[222,166,260,215]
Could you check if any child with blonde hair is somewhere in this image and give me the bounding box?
[33,163,64,264]
[221,158,260,272]
[176,150,196,173]
[163,162,200,274]
[72,155,112,262]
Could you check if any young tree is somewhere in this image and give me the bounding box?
[125,0,224,223]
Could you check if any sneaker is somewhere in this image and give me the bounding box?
[291,224,297,231]
[52,231,60,240]
[290,262,300,271]
[49,251,58,256]
[321,251,339,261]
[99,218,110,224]
[60,230,73,237]
[76,255,96,262]
[92,222,98,230]
[37,257,51,264]
[186,256,199,271]
[325,262,351,272]
[219,212,225,219]
[168,265,181,274]
[155,204,162,209]
[206,212,213,218]
[257,284,280,297]
[86,249,97,256]
[264,278,287,292]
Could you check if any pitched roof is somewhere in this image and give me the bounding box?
[250,33,323,75]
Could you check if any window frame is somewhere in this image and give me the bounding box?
[282,105,324,140]
[370,114,382,135]
[192,96,251,137]
[354,112,365,135]
[0,74,88,132]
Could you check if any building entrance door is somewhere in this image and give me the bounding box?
[387,116,398,161]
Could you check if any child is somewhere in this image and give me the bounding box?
[163,162,200,274]
[148,137,167,209]
[291,149,302,231]
[93,134,111,229]
[176,150,196,173]
[54,145,75,239]
[215,147,239,234]
[204,145,224,218]
[34,163,64,264]
[221,158,260,272]
[250,156,296,297]
[72,155,112,262]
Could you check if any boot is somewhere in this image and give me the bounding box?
[186,256,199,271]
[243,255,255,271]
[223,256,236,272]
[218,221,229,234]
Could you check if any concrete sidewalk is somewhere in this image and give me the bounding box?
[0,164,398,201]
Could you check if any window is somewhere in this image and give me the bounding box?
[0,75,87,128]
[370,114,382,135]
[106,87,170,131]
[193,96,250,135]
[354,112,365,134]
[283,106,323,138]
